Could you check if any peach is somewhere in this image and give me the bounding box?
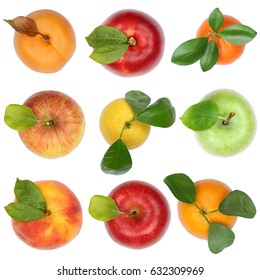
[11,180,82,250]
[10,9,76,73]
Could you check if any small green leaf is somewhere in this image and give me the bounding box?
[89,44,128,64]
[101,139,132,175]
[4,104,38,130]
[200,40,219,72]
[164,173,196,204]
[171,37,208,65]
[219,190,256,218]
[88,195,121,222]
[219,24,257,45]
[14,178,47,211]
[180,100,218,131]
[86,26,128,48]
[136,98,176,128]
[4,203,45,222]
[209,8,224,32]
[208,223,235,254]
[125,91,151,114]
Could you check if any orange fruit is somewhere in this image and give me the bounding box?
[13,9,76,73]
[99,98,151,150]
[196,15,245,65]
[178,179,237,240]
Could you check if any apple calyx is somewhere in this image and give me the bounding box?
[5,179,49,222]
[4,104,38,131]
[164,173,256,253]
[223,112,235,125]
[4,16,50,43]
[89,195,121,222]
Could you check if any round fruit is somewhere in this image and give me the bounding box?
[99,98,150,150]
[195,89,256,156]
[196,15,245,65]
[105,180,171,249]
[19,90,85,158]
[12,180,82,249]
[178,179,237,240]
[102,9,165,77]
[13,9,76,73]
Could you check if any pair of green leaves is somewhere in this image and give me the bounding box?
[4,104,38,131]
[86,26,132,64]
[164,173,256,254]
[101,90,176,175]
[171,8,257,71]
[5,179,48,222]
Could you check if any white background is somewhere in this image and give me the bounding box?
[0,0,259,279]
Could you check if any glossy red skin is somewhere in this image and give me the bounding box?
[102,9,165,77]
[105,180,171,249]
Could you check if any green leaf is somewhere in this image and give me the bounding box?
[200,40,219,72]
[180,100,218,131]
[86,26,128,48]
[171,37,208,65]
[89,44,128,64]
[4,203,46,222]
[125,91,151,114]
[88,195,121,222]
[219,24,257,45]
[136,98,176,128]
[86,26,129,64]
[164,173,196,204]
[101,139,132,175]
[14,178,47,211]
[209,8,224,32]
[4,104,38,130]
[208,223,235,254]
[219,190,256,218]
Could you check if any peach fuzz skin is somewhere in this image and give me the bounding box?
[13,9,76,73]
[12,180,82,250]
[18,90,85,159]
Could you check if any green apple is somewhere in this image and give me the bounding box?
[181,89,257,156]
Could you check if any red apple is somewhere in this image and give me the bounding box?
[105,180,170,249]
[5,179,82,250]
[5,90,85,158]
[87,9,165,77]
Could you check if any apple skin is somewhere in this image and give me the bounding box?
[195,89,257,156]
[12,180,82,250]
[105,180,171,249]
[102,9,165,77]
[18,90,85,158]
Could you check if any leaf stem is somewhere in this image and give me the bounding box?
[119,116,136,139]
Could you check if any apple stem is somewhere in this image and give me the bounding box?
[128,36,137,46]
[223,112,235,125]
[46,120,54,126]
[44,210,51,216]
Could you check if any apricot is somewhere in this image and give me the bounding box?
[12,9,76,73]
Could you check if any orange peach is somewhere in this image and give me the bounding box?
[11,9,76,73]
[12,180,82,249]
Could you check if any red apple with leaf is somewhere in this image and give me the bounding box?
[85,9,165,77]
[4,90,85,158]
[89,180,171,249]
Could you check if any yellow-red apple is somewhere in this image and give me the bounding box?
[4,90,85,158]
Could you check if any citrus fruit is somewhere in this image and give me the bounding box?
[178,179,237,239]
[99,98,150,150]
[196,15,245,65]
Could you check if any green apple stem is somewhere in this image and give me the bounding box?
[223,112,235,125]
